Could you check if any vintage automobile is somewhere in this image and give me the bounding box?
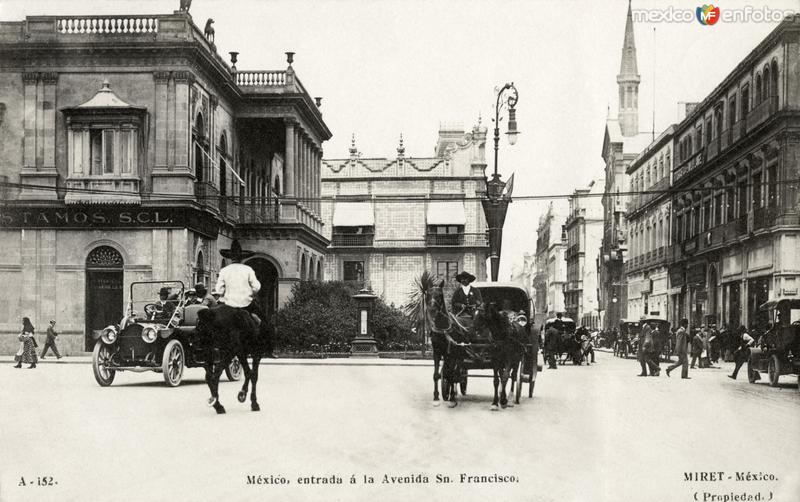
[91,281,242,387]
[748,298,800,388]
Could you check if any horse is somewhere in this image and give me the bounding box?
[482,303,526,410]
[195,304,269,414]
[424,280,469,407]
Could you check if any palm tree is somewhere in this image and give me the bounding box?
[404,271,437,354]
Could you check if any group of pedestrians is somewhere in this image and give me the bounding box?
[13,318,63,369]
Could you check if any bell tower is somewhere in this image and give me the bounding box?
[617,0,640,137]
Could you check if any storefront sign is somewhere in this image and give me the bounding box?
[687,263,706,287]
[669,265,685,287]
[0,205,220,238]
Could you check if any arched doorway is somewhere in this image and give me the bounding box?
[246,258,279,320]
[85,246,124,351]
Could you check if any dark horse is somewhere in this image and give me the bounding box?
[425,281,525,409]
[195,304,268,414]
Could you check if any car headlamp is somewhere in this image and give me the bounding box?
[101,326,118,344]
[142,327,158,343]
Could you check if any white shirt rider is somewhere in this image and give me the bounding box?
[214,263,261,308]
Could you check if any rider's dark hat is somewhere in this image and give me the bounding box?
[159,287,171,296]
[454,271,476,283]
[220,239,255,260]
[194,283,208,293]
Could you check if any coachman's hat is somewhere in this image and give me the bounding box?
[454,271,476,284]
[219,239,255,260]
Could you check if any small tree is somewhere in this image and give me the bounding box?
[403,271,437,350]
[274,281,413,352]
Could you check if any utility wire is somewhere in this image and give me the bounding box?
[0,179,797,204]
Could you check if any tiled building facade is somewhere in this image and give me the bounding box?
[320,125,490,307]
[0,9,330,354]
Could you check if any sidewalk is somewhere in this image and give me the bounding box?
[0,355,435,367]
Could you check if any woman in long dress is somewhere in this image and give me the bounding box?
[13,317,38,369]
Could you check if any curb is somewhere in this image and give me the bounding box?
[0,356,435,367]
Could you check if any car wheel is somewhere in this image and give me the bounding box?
[767,355,781,388]
[225,356,243,381]
[92,341,115,387]
[162,340,184,387]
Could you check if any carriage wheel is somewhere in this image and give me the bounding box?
[92,341,116,387]
[441,374,451,401]
[768,355,781,388]
[162,340,184,387]
[225,356,243,381]
[514,359,523,404]
[459,368,468,395]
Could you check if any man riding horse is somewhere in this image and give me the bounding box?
[197,240,272,414]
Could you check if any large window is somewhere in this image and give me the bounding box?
[752,172,762,210]
[703,199,712,231]
[343,261,365,282]
[714,193,723,227]
[437,261,459,282]
[738,182,747,218]
[726,187,735,222]
[71,127,138,176]
[427,225,464,246]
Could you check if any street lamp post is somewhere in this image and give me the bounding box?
[482,82,519,281]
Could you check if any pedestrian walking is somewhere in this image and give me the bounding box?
[40,320,62,360]
[700,327,711,368]
[637,320,659,376]
[666,318,690,379]
[544,319,560,369]
[690,328,703,369]
[13,317,38,369]
[728,326,756,380]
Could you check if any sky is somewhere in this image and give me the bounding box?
[1,0,796,278]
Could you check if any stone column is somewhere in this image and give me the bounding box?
[22,72,38,170]
[153,72,170,170]
[284,119,296,197]
[41,73,58,170]
[173,71,193,172]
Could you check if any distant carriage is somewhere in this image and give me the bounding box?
[615,319,639,359]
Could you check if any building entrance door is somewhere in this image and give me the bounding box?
[85,246,124,351]
[246,258,279,320]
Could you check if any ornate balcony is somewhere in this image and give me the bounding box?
[331,234,374,247]
[64,175,141,204]
[706,137,719,161]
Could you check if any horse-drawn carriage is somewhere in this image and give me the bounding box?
[615,319,639,358]
[91,281,242,387]
[748,298,800,389]
[427,281,540,408]
[546,316,592,365]
[642,317,672,361]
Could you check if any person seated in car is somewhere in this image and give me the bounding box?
[193,283,217,307]
[154,287,178,323]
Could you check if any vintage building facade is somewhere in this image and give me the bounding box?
[669,15,800,329]
[532,202,567,324]
[625,127,675,321]
[564,179,604,328]
[0,9,331,353]
[320,125,490,307]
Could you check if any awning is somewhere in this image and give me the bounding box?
[333,202,374,226]
[426,201,466,225]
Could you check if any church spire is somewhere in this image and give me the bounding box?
[617,0,641,137]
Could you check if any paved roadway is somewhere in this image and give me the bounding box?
[0,352,798,502]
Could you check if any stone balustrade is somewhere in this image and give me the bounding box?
[236,71,287,87]
[57,16,158,34]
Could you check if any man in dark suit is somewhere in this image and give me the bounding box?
[450,271,483,317]
[544,319,561,369]
[666,318,690,379]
